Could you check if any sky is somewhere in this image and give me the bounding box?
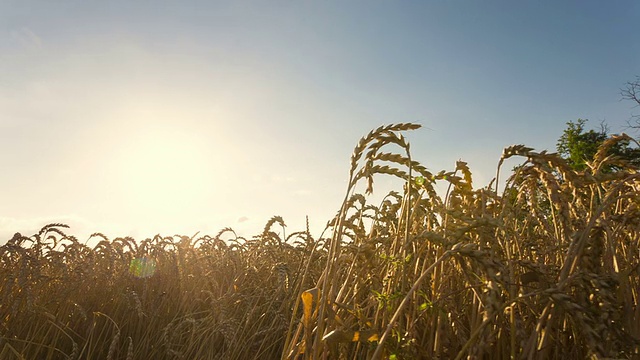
[1,1,639,243]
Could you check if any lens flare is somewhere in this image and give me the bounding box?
[129,257,157,278]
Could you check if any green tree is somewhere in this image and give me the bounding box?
[556,119,640,172]
[556,119,607,171]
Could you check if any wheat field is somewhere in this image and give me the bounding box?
[1,123,639,359]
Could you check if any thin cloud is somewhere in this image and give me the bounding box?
[9,27,43,50]
[270,175,296,183]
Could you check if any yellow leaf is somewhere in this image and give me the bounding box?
[301,287,319,330]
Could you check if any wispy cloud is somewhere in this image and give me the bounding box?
[9,27,43,50]
[270,175,296,183]
[293,189,311,196]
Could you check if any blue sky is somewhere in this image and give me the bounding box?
[1,1,639,242]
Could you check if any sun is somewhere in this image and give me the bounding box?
[114,122,215,223]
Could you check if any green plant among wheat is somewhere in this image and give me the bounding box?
[1,123,639,359]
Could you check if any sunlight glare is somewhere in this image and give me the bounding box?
[115,122,217,224]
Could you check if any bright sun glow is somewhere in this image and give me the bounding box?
[113,120,216,224]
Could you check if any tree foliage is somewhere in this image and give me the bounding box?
[556,118,640,172]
